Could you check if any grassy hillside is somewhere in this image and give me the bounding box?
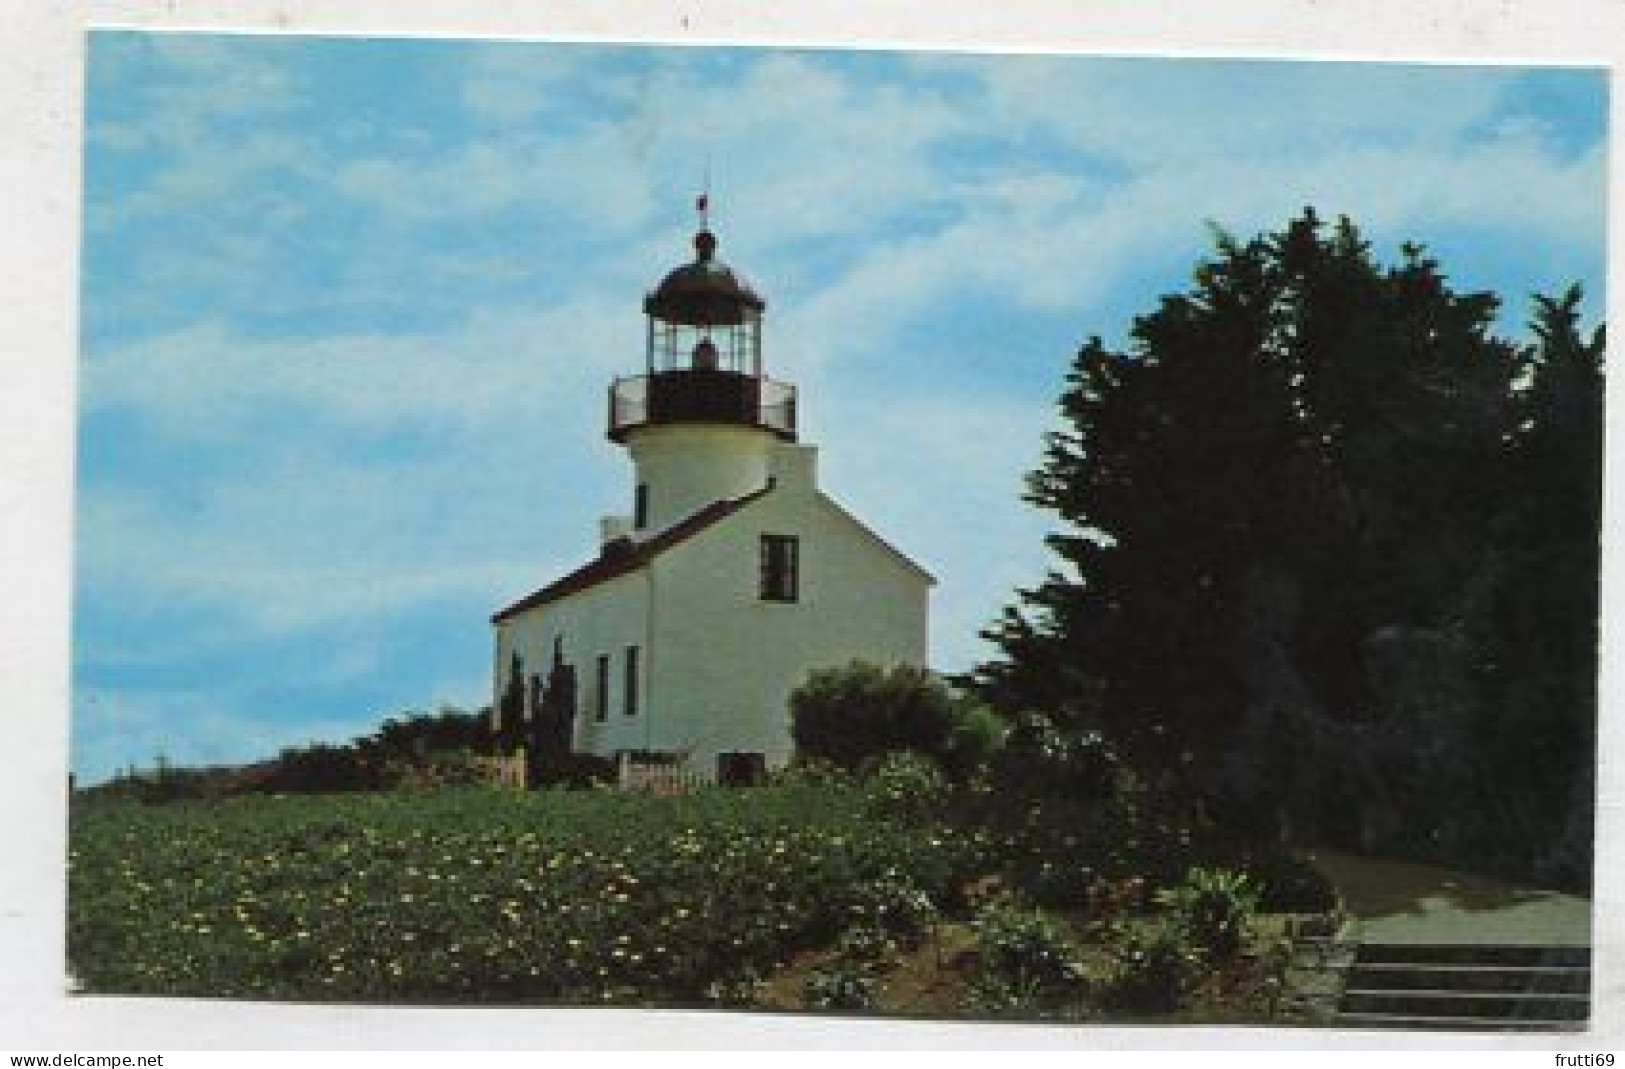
[68,780,981,1004]
[67,771,1327,1021]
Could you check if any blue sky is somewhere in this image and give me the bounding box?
[72,33,1608,783]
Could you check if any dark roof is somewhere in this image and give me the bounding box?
[642,229,766,326]
[491,485,774,624]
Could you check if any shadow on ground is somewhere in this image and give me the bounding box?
[1309,849,1590,946]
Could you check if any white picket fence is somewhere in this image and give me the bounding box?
[616,751,704,795]
[483,749,704,793]
[484,752,527,790]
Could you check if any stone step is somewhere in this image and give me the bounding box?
[1290,936,1360,967]
[1341,987,1590,1021]
[1352,943,1591,968]
[1347,963,1591,995]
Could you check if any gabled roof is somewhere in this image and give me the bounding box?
[491,485,774,624]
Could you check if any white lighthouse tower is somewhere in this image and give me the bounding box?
[613,213,795,533]
[492,202,934,784]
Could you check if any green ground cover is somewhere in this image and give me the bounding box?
[68,781,983,1004]
[68,759,1336,1019]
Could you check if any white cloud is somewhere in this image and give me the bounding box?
[88,33,307,199]
[76,290,652,647]
[910,54,1515,168]
[81,296,635,440]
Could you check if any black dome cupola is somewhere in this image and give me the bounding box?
[643,228,766,331]
[609,205,796,443]
[642,225,766,373]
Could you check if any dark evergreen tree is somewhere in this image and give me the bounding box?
[969,210,1595,877]
[496,651,527,755]
[1464,286,1603,888]
[528,637,579,786]
[975,228,1304,771]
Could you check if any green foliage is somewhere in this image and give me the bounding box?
[532,751,616,790]
[253,708,495,795]
[940,701,1009,782]
[802,963,878,1011]
[1245,851,1338,914]
[975,209,1522,762]
[74,708,503,802]
[67,781,982,1003]
[369,708,494,759]
[969,902,1086,1013]
[766,757,852,789]
[971,715,1182,909]
[384,748,495,793]
[989,714,1120,804]
[496,653,526,755]
[963,972,1055,1018]
[1461,284,1604,891]
[528,638,579,785]
[832,923,899,964]
[840,873,937,950]
[260,742,378,794]
[790,661,981,773]
[91,756,230,804]
[1104,919,1203,1014]
[865,751,948,825]
[968,208,1603,887]
[1156,867,1259,961]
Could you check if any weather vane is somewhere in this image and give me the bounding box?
[696,152,712,230]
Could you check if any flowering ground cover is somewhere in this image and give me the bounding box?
[67,781,983,1004]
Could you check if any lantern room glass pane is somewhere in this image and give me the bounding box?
[646,313,761,376]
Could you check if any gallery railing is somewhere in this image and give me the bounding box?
[608,371,797,441]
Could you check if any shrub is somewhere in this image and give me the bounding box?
[1104,919,1202,1014]
[533,751,616,789]
[964,973,1052,1018]
[383,748,492,792]
[790,661,963,771]
[705,967,765,1007]
[766,757,851,789]
[802,963,878,1011]
[988,714,1121,804]
[833,923,897,963]
[841,873,937,949]
[1245,851,1338,914]
[940,700,1008,782]
[971,902,1086,1011]
[1157,867,1259,960]
[865,752,948,825]
[257,743,377,794]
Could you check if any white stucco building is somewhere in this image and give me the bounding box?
[491,213,933,783]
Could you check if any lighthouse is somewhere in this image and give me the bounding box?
[492,203,934,784]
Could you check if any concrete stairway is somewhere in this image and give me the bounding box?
[1335,943,1591,1031]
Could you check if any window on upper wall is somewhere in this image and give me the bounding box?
[760,534,800,603]
[594,654,610,722]
[624,646,639,717]
[634,484,649,529]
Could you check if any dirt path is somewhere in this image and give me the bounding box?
[1308,849,1591,946]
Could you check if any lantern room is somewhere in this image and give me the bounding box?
[644,228,764,375]
[608,219,796,444]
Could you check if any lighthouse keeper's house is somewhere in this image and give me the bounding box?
[491,214,934,784]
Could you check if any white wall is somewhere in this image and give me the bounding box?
[624,424,775,531]
[495,438,933,778]
[645,482,931,774]
[493,567,653,756]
